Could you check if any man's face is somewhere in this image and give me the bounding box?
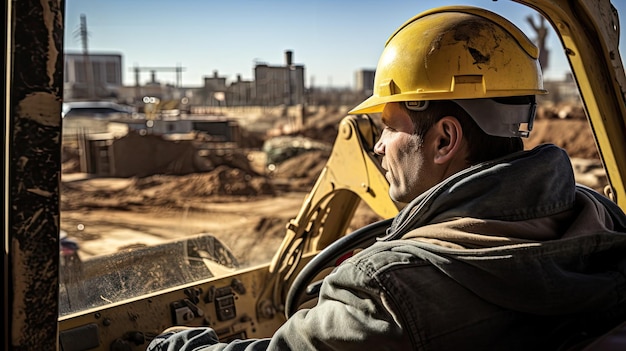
[374,102,436,203]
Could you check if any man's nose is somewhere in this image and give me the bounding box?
[374,138,385,156]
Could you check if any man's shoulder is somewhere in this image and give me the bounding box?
[343,240,433,276]
[325,239,448,296]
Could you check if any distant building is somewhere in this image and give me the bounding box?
[254,50,305,106]
[64,50,313,109]
[204,70,228,91]
[354,69,376,94]
[228,75,256,106]
[78,117,242,177]
[200,70,228,107]
[64,52,123,100]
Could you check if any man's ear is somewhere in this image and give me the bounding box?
[432,116,464,165]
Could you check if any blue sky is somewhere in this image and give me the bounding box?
[64,0,626,88]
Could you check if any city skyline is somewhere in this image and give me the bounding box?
[64,0,626,88]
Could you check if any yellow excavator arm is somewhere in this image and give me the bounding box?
[259,114,402,317]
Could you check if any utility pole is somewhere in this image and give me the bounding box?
[286,50,294,106]
[79,14,96,99]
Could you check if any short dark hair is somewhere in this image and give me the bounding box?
[402,100,524,164]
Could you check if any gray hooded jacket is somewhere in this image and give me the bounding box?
[147,144,626,351]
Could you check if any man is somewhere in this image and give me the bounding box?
[147,6,626,350]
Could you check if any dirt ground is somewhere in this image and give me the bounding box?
[61,104,607,268]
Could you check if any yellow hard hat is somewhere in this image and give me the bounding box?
[349,6,548,115]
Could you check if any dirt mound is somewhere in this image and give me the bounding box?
[525,119,600,160]
[272,150,330,191]
[300,109,345,144]
[61,166,275,212]
[156,166,274,197]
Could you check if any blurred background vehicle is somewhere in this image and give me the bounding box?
[62,100,135,119]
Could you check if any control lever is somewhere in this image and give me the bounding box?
[170,298,205,324]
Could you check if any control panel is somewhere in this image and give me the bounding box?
[59,266,287,351]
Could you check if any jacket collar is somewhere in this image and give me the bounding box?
[384,144,576,241]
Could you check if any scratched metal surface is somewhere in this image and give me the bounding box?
[7,0,64,349]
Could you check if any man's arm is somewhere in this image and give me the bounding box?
[147,259,409,351]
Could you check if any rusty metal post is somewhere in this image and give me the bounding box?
[5,0,65,349]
